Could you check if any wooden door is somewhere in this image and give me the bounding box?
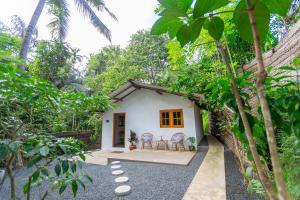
[113,113,125,147]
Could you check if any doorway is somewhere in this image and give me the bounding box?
[113,113,125,147]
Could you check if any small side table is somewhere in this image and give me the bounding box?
[156,140,168,150]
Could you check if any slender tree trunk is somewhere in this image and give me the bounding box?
[6,155,16,200]
[216,42,277,199]
[19,0,46,69]
[245,1,289,199]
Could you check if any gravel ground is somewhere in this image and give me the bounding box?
[225,148,263,200]
[0,151,207,200]
[1,148,264,200]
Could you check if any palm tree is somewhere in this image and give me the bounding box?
[19,0,117,70]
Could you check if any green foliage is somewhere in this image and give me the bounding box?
[85,30,170,94]
[0,134,91,198]
[0,31,23,67]
[262,0,293,16]
[280,134,300,198]
[29,40,82,88]
[88,113,103,142]
[193,0,229,18]
[187,137,196,150]
[86,46,122,76]
[152,0,293,46]
[22,134,90,198]
[202,110,209,134]
[151,17,184,39]
[234,0,271,43]
[203,17,224,41]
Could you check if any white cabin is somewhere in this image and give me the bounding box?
[101,80,205,151]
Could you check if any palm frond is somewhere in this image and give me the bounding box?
[11,15,26,38]
[74,0,112,41]
[85,0,118,21]
[47,0,70,40]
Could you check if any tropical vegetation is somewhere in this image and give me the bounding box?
[0,0,300,199]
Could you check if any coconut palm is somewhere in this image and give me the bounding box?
[19,0,117,70]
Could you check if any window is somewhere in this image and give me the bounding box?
[160,109,184,128]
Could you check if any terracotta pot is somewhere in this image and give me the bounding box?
[129,144,136,150]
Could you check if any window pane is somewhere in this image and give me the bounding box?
[177,119,181,125]
[174,118,178,125]
[166,119,170,125]
[177,112,181,118]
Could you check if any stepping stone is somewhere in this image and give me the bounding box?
[112,170,124,176]
[115,176,129,184]
[111,165,121,169]
[115,185,131,196]
[111,161,120,165]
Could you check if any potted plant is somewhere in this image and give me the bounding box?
[187,137,196,151]
[128,130,138,150]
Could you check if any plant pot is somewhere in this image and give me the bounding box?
[129,144,136,150]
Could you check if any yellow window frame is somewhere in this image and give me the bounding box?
[159,109,184,128]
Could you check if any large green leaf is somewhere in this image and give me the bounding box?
[177,25,192,47]
[151,17,184,39]
[159,8,186,17]
[262,0,293,16]
[176,18,205,47]
[203,17,224,41]
[159,0,193,12]
[190,18,206,42]
[55,163,61,176]
[39,146,49,156]
[62,160,69,173]
[193,0,230,18]
[234,0,270,43]
[71,181,78,197]
[32,170,40,182]
[59,183,67,195]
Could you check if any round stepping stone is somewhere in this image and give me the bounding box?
[111,161,120,165]
[111,165,121,169]
[112,170,124,176]
[115,185,131,196]
[115,176,129,184]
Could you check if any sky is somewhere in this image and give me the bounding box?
[0,0,159,69]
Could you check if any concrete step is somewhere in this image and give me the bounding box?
[197,146,209,152]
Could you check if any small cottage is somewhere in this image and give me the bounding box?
[101,80,205,151]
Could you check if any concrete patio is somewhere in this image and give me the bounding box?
[85,149,196,166]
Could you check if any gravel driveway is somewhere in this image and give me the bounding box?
[0,151,206,200]
[1,149,263,200]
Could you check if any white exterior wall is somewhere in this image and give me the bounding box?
[194,105,204,144]
[101,89,203,151]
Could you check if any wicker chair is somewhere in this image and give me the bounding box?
[141,133,154,149]
[170,133,185,151]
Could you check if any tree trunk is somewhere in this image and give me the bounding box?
[19,0,46,70]
[245,1,290,199]
[6,155,16,200]
[216,42,277,199]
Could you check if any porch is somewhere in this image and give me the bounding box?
[85,149,196,166]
